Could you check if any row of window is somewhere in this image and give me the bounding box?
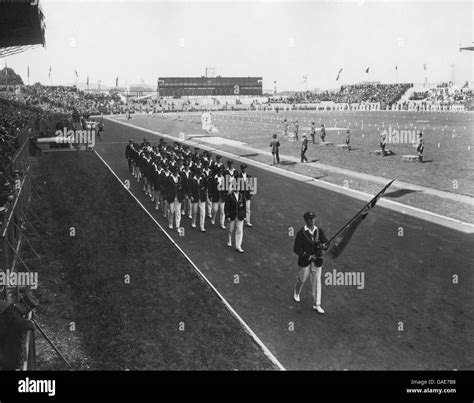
[158,77,262,86]
[158,88,262,96]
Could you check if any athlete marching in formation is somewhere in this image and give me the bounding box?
[125,141,254,249]
[225,184,246,253]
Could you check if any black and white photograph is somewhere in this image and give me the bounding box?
[0,0,472,400]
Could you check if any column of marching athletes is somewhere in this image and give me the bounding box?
[125,137,254,253]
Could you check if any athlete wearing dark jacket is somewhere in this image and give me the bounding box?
[293,223,329,267]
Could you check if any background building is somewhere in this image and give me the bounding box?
[157,76,262,97]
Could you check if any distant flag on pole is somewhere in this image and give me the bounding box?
[87,75,89,86]
[48,66,52,78]
[365,66,370,74]
[75,69,79,78]
[395,65,398,70]
[115,76,118,87]
[325,180,395,259]
[27,65,29,78]
[336,68,343,81]
[423,64,427,71]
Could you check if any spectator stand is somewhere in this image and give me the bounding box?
[1,124,38,370]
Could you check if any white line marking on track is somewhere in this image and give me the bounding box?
[93,149,285,371]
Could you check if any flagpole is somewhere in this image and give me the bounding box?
[327,179,395,244]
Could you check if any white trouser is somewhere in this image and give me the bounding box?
[168,198,181,228]
[192,201,206,230]
[206,197,213,217]
[296,262,322,306]
[228,219,244,249]
[212,201,225,226]
[245,199,251,224]
[182,196,191,215]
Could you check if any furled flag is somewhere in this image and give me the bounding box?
[395,65,398,71]
[27,65,30,78]
[75,69,78,78]
[336,68,343,81]
[365,66,370,74]
[423,64,427,71]
[48,66,52,78]
[325,180,395,259]
[87,75,89,86]
[115,76,118,87]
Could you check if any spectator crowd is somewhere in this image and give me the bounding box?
[269,83,413,109]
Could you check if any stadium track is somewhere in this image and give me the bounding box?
[93,118,474,370]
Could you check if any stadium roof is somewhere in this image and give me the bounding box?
[0,1,46,57]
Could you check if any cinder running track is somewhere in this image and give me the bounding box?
[94,118,474,370]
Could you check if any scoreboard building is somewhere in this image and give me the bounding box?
[157,77,263,97]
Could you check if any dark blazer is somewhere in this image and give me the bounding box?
[208,175,227,202]
[164,174,185,203]
[188,177,208,202]
[237,172,253,200]
[180,170,193,195]
[225,192,246,221]
[293,226,329,267]
[125,144,133,159]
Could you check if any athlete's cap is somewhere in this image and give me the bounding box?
[303,211,316,220]
[216,155,222,160]
[240,164,248,169]
[227,160,233,165]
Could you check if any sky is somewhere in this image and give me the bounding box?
[3,0,473,91]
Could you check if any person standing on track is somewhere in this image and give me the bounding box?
[416,131,424,163]
[300,135,308,163]
[320,124,326,142]
[294,120,299,141]
[310,121,316,144]
[283,118,289,137]
[293,211,330,314]
[270,134,280,164]
[380,130,387,156]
